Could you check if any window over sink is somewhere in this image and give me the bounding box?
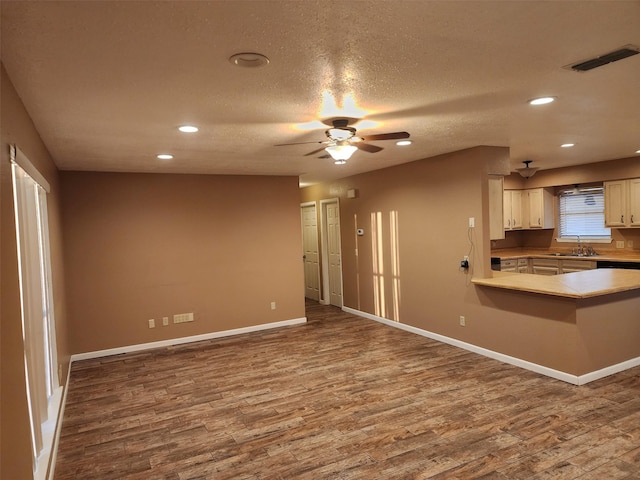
[558,186,611,242]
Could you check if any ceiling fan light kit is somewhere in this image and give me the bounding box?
[517,160,539,178]
[276,118,410,164]
[325,143,358,162]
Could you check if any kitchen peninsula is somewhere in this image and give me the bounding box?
[472,251,640,385]
[473,267,640,298]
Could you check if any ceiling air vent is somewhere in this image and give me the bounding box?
[566,45,639,72]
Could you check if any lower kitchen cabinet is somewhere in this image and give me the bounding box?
[501,258,530,273]
[531,259,559,275]
[530,258,597,275]
[560,260,597,273]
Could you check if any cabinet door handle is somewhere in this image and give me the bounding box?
[632,214,635,223]
[538,217,541,225]
[622,215,624,223]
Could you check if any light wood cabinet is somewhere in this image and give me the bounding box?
[605,180,628,227]
[517,258,530,273]
[531,258,559,275]
[500,258,529,273]
[501,257,595,275]
[530,258,596,275]
[560,260,596,273]
[502,188,554,231]
[526,188,555,229]
[604,178,640,228]
[503,190,523,230]
[629,178,640,227]
[500,259,517,272]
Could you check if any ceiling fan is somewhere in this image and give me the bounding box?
[275,118,410,163]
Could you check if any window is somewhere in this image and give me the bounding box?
[558,186,611,241]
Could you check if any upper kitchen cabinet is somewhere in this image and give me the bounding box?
[503,190,523,230]
[526,188,555,229]
[605,180,627,227]
[605,179,640,227]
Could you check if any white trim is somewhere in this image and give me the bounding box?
[342,306,640,385]
[577,356,640,385]
[34,385,63,480]
[70,317,307,362]
[46,367,71,480]
[10,145,51,192]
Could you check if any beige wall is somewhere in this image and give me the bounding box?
[302,146,510,330]
[301,147,640,376]
[1,64,70,479]
[60,172,305,354]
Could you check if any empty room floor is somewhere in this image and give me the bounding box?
[54,301,640,479]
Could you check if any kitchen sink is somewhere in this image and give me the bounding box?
[546,252,599,257]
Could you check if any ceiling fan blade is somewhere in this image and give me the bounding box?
[356,142,383,153]
[274,140,324,147]
[361,131,410,141]
[304,147,328,156]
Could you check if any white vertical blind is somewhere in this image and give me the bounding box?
[11,147,58,474]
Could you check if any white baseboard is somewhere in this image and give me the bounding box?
[70,317,307,363]
[577,357,640,385]
[342,306,640,386]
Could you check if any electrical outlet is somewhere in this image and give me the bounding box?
[162,317,169,326]
[148,319,155,329]
[173,312,194,324]
[616,241,625,249]
[270,301,276,310]
[628,241,634,248]
[459,315,466,327]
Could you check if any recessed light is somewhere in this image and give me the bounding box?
[178,125,198,133]
[157,154,173,160]
[396,140,412,146]
[528,96,556,106]
[228,52,270,68]
[561,143,575,148]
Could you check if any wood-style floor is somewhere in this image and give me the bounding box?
[54,301,640,479]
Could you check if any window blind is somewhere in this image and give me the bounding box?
[558,187,610,239]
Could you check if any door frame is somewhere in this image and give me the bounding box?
[320,198,343,306]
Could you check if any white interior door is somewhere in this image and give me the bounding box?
[301,203,320,300]
[326,201,343,307]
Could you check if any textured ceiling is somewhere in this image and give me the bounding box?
[1,1,639,185]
